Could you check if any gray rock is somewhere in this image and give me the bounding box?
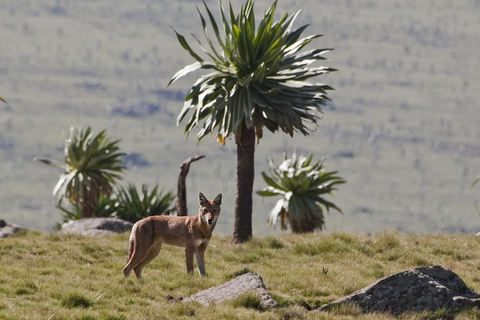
[0,220,26,238]
[183,272,279,309]
[319,265,480,315]
[58,217,133,236]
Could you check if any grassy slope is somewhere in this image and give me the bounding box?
[1,231,480,319]
[0,0,479,234]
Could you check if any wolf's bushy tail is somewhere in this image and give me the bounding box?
[126,223,137,262]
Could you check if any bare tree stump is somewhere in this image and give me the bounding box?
[176,154,206,216]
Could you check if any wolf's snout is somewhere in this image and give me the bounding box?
[207,219,213,225]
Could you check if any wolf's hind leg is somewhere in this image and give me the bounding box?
[133,244,162,279]
[123,243,151,278]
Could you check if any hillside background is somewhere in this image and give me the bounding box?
[0,0,478,235]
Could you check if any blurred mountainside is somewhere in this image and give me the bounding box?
[0,0,479,234]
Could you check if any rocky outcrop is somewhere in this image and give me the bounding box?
[58,217,133,236]
[183,272,279,309]
[319,266,480,315]
[0,219,26,238]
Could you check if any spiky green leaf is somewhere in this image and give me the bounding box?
[472,175,480,189]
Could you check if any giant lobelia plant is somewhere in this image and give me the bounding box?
[169,0,336,243]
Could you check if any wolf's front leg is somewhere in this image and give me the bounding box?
[195,251,205,276]
[185,246,195,274]
[195,243,208,276]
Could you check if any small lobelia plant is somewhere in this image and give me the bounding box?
[55,182,175,225]
[36,126,126,218]
[113,183,175,223]
[257,152,345,233]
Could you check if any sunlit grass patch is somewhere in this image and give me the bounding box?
[294,238,352,256]
[370,232,402,252]
[15,281,38,295]
[262,236,285,249]
[61,292,94,309]
[326,301,364,317]
[228,292,264,311]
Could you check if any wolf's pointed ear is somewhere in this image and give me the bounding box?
[199,192,207,205]
[214,194,222,206]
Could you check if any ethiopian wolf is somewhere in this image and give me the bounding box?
[123,192,222,279]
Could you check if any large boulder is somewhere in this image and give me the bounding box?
[58,217,133,236]
[0,219,26,238]
[319,265,480,315]
[183,272,279,309]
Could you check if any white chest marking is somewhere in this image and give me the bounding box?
[193,238,209,248]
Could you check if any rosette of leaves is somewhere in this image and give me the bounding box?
[257,153,345,233]
[113,183,175,223]
[170,0,335,143]
[36,126,126,218]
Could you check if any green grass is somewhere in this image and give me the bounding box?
[1,231,480,319]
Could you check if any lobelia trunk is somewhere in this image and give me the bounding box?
[80,186,103,218]
[80,200,96,218]
[232,122,255,244]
